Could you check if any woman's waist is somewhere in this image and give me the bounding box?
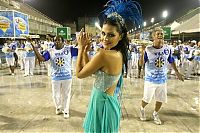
[92,87,117,98]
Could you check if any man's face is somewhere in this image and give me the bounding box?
[153,30,164,41]
[54,37,63,47]
[46,35,50,40]
[152,30,165,46]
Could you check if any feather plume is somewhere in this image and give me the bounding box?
[99,0,143,28]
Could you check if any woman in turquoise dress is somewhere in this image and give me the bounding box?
[76,1,142,132]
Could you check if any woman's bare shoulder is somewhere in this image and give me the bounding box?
[95,48,106,57]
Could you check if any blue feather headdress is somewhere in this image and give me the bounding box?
[99,0,143,28]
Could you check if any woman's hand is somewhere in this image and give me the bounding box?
[83,43,91,52]
[77,28,90,50]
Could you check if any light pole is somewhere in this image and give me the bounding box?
[140,22,147,40]
[143,21,147,27]
[151,18,155,24]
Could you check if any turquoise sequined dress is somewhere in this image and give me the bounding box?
[83,70,121,133]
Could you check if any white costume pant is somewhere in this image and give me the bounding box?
[19,51,25,70]
[170,57,180,74]
[6,57,15,66]
[72,57,77,75]
[131,52,138,68]
[52,79,72,113]
[185,60,194,77]
[143,81,167,103]
[127,59,132,77]
[193,60,200,74]
[24,56,35,75]
[45,61,51,76]
[180,58,189,75]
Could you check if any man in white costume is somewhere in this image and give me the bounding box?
[139,27,184,125]
[31,35,72,119]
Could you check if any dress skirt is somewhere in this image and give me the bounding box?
[83,88,121,133]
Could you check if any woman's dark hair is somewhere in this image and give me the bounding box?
[103,17,129,74]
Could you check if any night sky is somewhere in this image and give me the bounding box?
[26,0,199,25]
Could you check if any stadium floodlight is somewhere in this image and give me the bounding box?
[162,10,168,18]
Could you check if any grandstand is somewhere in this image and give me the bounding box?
[0,0,62,36]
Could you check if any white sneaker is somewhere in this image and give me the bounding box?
[139,108,146,121]
[153,113,162,125]
[56,108,62,115]
[23,74,29,77]
[185,77,191,80]
[11,73,15,76]
[63,112,69,119]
